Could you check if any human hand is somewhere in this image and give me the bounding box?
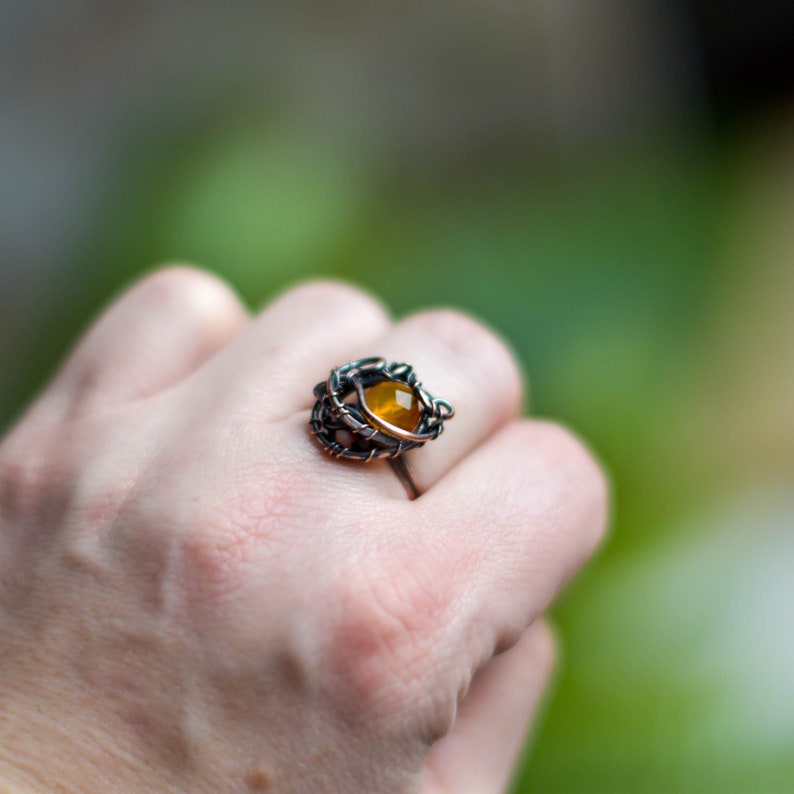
[0,268,607,793]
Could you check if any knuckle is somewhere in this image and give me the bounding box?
[410,309,524,402]
[411,309,494,356]
[279,279,391,330]
[322,553,451,722]
[520,419,610,552]
[142,265,247,327]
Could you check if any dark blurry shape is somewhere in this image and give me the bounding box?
[0,0,702,422]
[688,0,794,122]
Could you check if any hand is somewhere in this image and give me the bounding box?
[0,268,607,793]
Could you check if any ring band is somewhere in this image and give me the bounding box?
[310,357,454,499]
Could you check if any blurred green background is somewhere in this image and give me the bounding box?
[1,2,793,792]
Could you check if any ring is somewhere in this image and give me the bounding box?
[310,357,455,499]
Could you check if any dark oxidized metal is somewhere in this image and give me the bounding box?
[310,357,454,499]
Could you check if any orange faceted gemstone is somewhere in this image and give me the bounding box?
[364,381,421,433]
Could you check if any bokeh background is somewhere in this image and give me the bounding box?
[2,2,793,792]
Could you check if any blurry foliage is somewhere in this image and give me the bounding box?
[4,111,794,793]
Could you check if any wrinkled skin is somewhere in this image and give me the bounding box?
[0,269,607,793]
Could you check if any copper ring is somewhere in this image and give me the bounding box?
[310,357,454,499]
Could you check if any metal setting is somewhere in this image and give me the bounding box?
[310,357,454,499]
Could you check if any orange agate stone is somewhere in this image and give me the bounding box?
[364,381,421,433]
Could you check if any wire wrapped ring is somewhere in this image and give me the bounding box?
[310,357,454,499]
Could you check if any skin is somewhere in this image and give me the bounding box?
[0,268,607,793]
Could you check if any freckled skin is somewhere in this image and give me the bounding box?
[246,768,272,790]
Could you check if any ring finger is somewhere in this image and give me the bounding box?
[301,308,525,499]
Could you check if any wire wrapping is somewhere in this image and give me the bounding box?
[310,357,454,462]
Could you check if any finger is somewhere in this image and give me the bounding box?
[417,420,607,670]
[421,621,556,794]
[292,309,524,501]
[197,280,391,419]
[375,310,524,491]
[37,266,249,420]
